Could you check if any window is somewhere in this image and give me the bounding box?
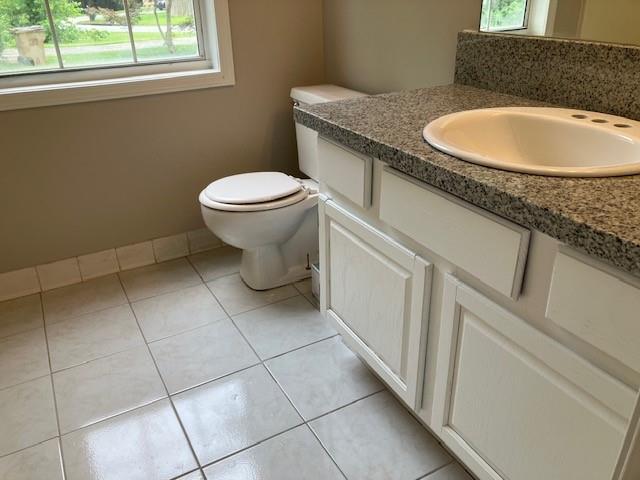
[480,0,530,32]
[0,0,234,110]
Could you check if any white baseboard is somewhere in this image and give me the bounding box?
[0,228,222,302]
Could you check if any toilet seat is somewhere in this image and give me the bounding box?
[199,172,310,212]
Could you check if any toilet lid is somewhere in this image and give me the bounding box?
[203,172,303,205]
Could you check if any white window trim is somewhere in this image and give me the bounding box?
[0,0,235,111]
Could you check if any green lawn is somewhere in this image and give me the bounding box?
[0,43,198,73]
[57,30,193,47]
[63,43,198,65]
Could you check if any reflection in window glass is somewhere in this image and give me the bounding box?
[480,0,529,31]
[0,0,202,76]
[129,0,199,62]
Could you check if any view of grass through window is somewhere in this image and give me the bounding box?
[480,0,529,31]
[0,0,201,76]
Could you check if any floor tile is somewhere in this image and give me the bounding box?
[0,376,58,457]
[304,291,320,309]
[62,399,197,480]
[132,284,227,342]
[0,294,42,339]
[310,391,451,480]
[42,275,127,325]
[47,304,145,371]
[202,425,343,480]
[266,337,382,420]
[421,463,472,480]
[119,258,202,302]
[149,320,258,393]
[189,246,241,281]
[53,346,166,433]
[0,438,64,480]
[174,365,302,465]
[207,274,297,316]
[0,328,49,390]
[293,278,312,295]
[234,296,336,359]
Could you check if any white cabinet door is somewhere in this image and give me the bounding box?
[320,199,432,408]
[432,275,636,480]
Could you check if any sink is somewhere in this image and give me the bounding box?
[423,107,640,177]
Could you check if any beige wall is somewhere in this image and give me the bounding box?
[579,0,640,45]
[0,0,324,273]
[323,0,481,94]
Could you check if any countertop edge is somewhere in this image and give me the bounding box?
[294,107,640,278]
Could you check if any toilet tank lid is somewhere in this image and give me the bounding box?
[290,85,366,106]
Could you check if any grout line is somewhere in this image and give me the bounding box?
[187,254,349,478]
[303,388,387,424]
[260,333,340,363]
[198,422,305,472]
[3,253,399,478]
[40,291,68,479]
[303,423,349,480]
[166,361,262,397]
[414,460,456,480]
[0,435,61,462]
[116,273,204,473]
[168,467,203,480]
[0,371,53,393]
[260,357,350,480]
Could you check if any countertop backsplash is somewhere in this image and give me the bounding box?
[454,30,640,121]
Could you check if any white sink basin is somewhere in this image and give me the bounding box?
[423,107,640,177]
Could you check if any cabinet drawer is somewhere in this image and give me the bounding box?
[380,168,529,299]
[320,199,431,407]
[318,137,373,208]
[547,250,640,373]
[433,276,636,480]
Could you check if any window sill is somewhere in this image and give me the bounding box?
[0,68,235,112]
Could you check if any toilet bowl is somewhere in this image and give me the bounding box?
[199,85,366,290]
[200,172,319,290]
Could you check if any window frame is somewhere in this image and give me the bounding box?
[480,0,532,33]
[0,0,235,111]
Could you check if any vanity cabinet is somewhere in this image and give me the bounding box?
[315,135,640,480]
[319,199,432,408]
[431,276,635,480]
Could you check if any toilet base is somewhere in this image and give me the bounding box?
[238,206,319,291]
[240,247,312,290]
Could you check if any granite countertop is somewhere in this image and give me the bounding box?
[294,84,640,278]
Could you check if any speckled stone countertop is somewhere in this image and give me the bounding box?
[294,84,640,278]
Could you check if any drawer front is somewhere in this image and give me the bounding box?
[320,200,431,407]
[547,250,640,373]
[433,276,636,480]
[380,168,529,299]
[318,137,373,208]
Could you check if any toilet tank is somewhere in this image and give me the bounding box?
[291,85,366,181]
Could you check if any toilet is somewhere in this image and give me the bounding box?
[199,85,366,290]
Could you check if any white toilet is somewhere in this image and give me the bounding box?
[199,85,366,290]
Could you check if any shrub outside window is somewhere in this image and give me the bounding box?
[480,0,530,32]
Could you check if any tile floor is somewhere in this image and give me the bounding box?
[0,246,473,480]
